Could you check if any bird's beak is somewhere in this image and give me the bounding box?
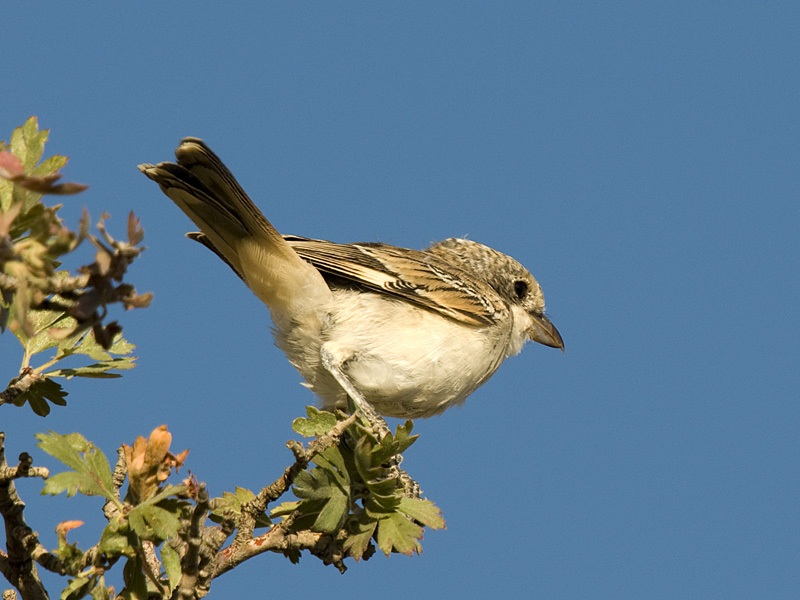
[529,313,564,351]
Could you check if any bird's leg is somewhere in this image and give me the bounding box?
[320,347,420,498]
[319,347,390,439]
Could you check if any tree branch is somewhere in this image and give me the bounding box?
[0,433,52,600]
[206,413,356,582]
[209,515,325,579]
[0,371,41,410]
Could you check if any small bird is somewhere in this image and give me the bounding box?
[139,139,563,420]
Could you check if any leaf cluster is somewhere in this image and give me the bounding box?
[277,408,445,563]
[0,117,150,415]
[37,429,192,599]
[34,411,444,599]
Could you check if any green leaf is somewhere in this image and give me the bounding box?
[60,571,108,600]
[363,489,402,519]
[13,306,73,353]
[315,490,349,533]
[138,484,189,508]
[54,537,85,574]
[292,469,335,502]
[270,500,300,519]
[37,431,90,470]
[59,329,136,362]
[293,464,350,533]
[398,497,446,530]
[352,437,400,507]
[33,153,68,177]
[342,515,377,561]
[209,487,271,528]
[8,200,45,239]
[18,116,48,171]
[391,420,418,454]
[45,329,138,380]
[120,553,148,600]
[89,576,109,600]
[64,330,110,361]
[292,406,338,437]
[61,574,95,600]
[98,517,135,557]
[370,422,418,467]
[128,503,181,541]
[42,471,104,499]
[313,444,348,477]
[15,377,68,416]
[352,436,379,482]
[0,172,12,211]
[51,358,136,379]
[375,512,424,556]
[161,544,181,595]
[36,432,115,500]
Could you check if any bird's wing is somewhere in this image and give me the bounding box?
[283,236,507,326]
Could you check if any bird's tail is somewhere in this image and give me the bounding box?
[139,138,330,327]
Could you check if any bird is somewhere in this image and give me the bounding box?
[139,138,563,421]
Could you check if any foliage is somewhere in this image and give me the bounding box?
[29,414,443,598]
[1,117,150,416]
[35,428,191,599]
[282,408,444,559]
[0,119,443,600]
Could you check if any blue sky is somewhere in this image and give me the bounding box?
[4,2,799,598]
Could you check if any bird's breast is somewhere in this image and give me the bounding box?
[281,289,512,418]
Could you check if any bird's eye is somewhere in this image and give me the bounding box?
[513,280,528,300]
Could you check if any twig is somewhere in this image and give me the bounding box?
[103,446,127,521]
[0,371,41,409]
[210,515,324,579]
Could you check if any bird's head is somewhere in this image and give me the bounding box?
[428,238,564,351]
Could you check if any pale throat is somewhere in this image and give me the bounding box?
[508,305,534,357]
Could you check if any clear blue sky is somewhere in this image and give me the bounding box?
[5,3,799,598]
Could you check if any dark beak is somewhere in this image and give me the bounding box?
[529,313,564,351]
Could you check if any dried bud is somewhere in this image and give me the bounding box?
[123,425,188,503]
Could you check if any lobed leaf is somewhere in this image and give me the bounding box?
[127,503,181,542]
[375,512,424,556]
[209,486,272,528]
[121,553,148,600]
[293,466,350,533]
[11,117,47,172]
[398,497,446,530]
[342,515,377,561]
[98,516,135,557]
[161,544,181,596]
[17,378,68,416]
[36,431,115,500]
[32,153,68,177]
[51,358,136,379]
[61,574,97,600]
[292,406,338,437]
